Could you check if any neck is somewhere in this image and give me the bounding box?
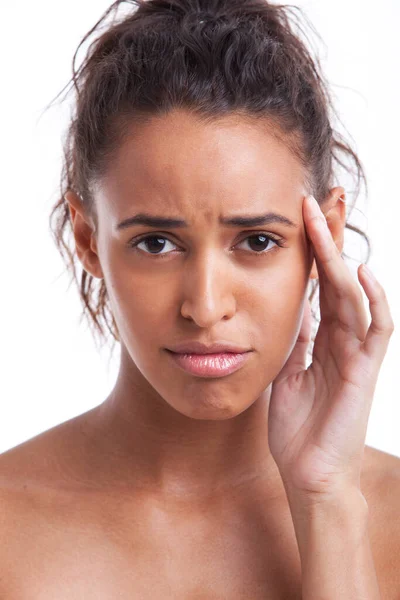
[89,345,286,503]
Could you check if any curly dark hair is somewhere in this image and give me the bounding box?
[47,0,370,358]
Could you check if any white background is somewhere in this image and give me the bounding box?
[1,0,399,456]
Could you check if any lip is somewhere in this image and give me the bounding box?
[165,349,252,378]
[166,341,251,354]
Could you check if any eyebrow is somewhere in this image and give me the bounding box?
[116,212,299,230]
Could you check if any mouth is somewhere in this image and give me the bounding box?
[165,349,253,378]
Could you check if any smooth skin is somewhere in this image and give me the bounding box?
[270,193,394,498]
[0,109,399,598]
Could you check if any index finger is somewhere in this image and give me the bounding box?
[303,194,352,296]
[303,194,368,341]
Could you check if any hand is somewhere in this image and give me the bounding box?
[268,194,395,500]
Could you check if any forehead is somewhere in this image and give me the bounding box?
[96,109,306,219]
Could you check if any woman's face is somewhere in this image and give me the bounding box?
[82,110,315,419]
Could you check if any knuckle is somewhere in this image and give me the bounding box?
[335,279,357,301]
[377,284,387,298]
[372,285,389,306]
[382,321,395,336]
[310,215,324,227]
[335,285,347,300]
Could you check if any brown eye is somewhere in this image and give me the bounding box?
[130,235,177,255]
[128,232,285,258]
[236,233,283,255]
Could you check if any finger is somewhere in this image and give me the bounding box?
[358,264,395,364]
[304,195,367,341]
[304,195,352,293]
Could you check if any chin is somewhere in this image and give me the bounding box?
[162,386,259,421]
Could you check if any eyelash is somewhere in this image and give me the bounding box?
[128,232,285,258]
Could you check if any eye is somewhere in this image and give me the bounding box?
[128,232,285,257]
[236,232,284,255]
[130,235,179,256]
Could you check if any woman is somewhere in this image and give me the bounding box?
[0,0,398,597]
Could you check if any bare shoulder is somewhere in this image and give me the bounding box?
[362,444,400,508]
[0,410,121,598]
[0,434,400,597]
[0,407,98,486]
[0,425,67,589]
[0,410,92,511]
[362,445,400,597]
[0,408,99,530]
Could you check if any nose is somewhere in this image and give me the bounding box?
[180,253,236,327]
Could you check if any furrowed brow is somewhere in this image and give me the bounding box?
[220,213,298,228]
[116,212,298,230]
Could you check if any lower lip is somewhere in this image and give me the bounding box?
[166,350,252,378]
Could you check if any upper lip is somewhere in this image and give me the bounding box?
[166,341,252,354]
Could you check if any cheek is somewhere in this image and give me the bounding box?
[106,268,172,341]
[102,239,309,351]
[248,258,309,358]
[247,245,309,309]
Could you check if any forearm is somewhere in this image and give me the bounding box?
[286,487,381,599]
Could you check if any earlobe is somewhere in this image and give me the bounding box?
[64,190,104,280]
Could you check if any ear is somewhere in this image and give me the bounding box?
[65,190,104,280]
[309,186,346,280]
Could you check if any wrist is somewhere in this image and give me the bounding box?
[286,485,369,555]
[284,481,368,515]
[283,487,380,599]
